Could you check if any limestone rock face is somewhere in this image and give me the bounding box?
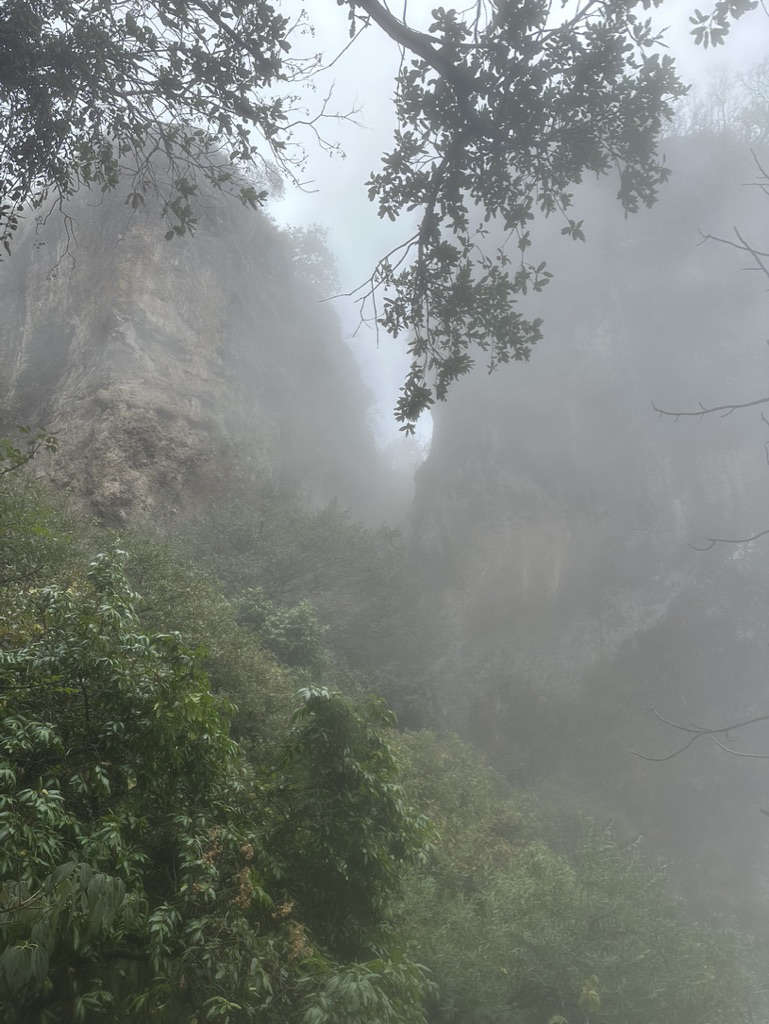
[413,135,769,694]
[410,137,769,905]
[0,188,381,523]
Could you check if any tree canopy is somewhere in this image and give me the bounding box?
[0,470,759,1022]
[0,1,759,428]
[0,539,430,1022]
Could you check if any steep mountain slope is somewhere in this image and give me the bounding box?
[0,186,383,523]
[410,134,769,906]
[3,134,768,916]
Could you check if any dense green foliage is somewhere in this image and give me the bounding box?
[270,688,429,961]
[0,0,287,250]
[363,0,685,429]
[396,733,753,1024]
[182,486,436,727]
[0,479,430,1022]
[2,5,768,1012]
[0,465,761,1022]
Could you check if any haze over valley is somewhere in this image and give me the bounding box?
[3,3,769,1021]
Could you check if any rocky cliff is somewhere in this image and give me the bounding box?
[410,135,769,908]
[414,135,769,689]
[0,184,383,524]
[4,136,769,910]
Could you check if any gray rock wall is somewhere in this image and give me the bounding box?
[409,135,769,909]
[0,186,383,523]
[413,134,769,692]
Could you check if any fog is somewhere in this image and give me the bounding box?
[261,16,769,922]
[5,3,769,1021]
[270,1,769,446]
[260,21,769,919]
[257,0,769,923]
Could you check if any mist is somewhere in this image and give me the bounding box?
[4,3,769,1022]
[270,0,769,446]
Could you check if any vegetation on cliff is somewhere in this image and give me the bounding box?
[2,3,769,1014]
[0,456,759,1022]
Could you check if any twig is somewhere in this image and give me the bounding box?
[712,737,769,759]
[631,732,702,762]
[651,396,769,419]
[633,705,769,762]
[689,526,769,551]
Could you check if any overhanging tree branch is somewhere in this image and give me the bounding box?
[351,0,477,96]
[0,0,689,429]
[633,705,769,761]
[652,396,769,419]
[689,527,769,551]
[652,152,769,549]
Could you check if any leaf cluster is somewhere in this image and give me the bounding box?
[689,2,758,48]
[271,687,431,960]
[362,0,685,429]
[182,486,435,726]
[0,0,696,430]
[0,484,431,1023]
[0,0,289,253]
[0,457,762,1024]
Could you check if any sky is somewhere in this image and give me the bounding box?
[267,1,769,447]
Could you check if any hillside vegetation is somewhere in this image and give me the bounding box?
[0,457,759,1022]
[2,120,769,1022]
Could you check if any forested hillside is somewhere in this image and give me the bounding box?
[1,128,769,1020]
[0,451,758,1022]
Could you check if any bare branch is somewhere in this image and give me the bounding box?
[313,21,370,75]
[698,229,769,260]
[631,733,703,762]
[689,526,769,551]
[649,706,706,734]
[651,396,769,419]
[712,738,769,759]
[634,705,769,761]
[352,0,477,96]
[698,223,769,284]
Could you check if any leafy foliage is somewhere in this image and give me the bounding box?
[689,1,758,47]
[0,0,289,253]
[0,548,286,1021]
[184,486,436,726]
[116,531,299,755]
[1,0,692,428]
[356,0,685,428]
[299,955,429,1024]
[0,426,57,478]
[0,455,762,1023]
[0,507,430,1022]
[270,688,430,960]
[237,589,328,679]
[395,731,753,1024]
